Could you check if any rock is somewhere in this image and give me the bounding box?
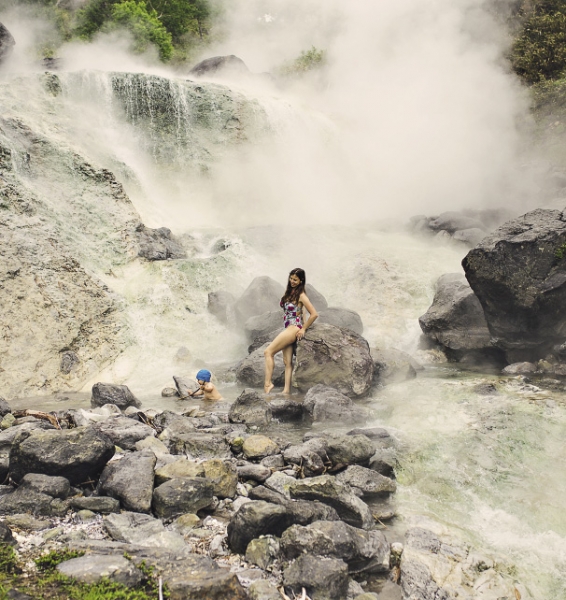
[244,311,282,341]
[173,376,199,399]
[203,459,237,499]
[281,520,390,573]
[207,291,236,325]
[236,343,285,388]
[9,426,114,485]
[249,579,282,600]
[103,511,166,543]
[318,307,364,335]
[294,324,374,397]
[152,478,214,520]
[305,284,328,310]
[172,513,200,535]
[289,475,374,529]
[136,224,186,260]
[18,473,70,498]
[453,228,486,247]
[57,554,142,587]
[167,568,249,600]
[91,383,141,410]
[245,535,280,570]
[227,500,293,554]
[0,398,11,418]
[161,387,178,397]
[303,385,367,423]
[367,449,397,478]
[0,521,14,544]
[165,431,231,460]
[237,463,271,483]
[155,458,205,486]
[268,396,304,421]
[90,416,155,450]
[97,450,156,513]
[462,208,566,361]
[264,471,296,499]
[428,211,485,234]
[283,554,349,600]
[135,435,169,457]
[189,55,250,78]
[347,427,394,444]
[335,465,396,496]
[234,276,284,324]
[228,389,272,427]
[419,273,492,354]
[242,435,280,460]
[502,362,537,374]
[282,439,327,477]
[0,486,69,517]
[0,23,15,64]
[70,496,120,514]
[371,348,419,385]
[325,435,376,468]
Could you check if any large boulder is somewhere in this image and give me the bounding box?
[236,343,285,387]
[228,389,272,427]
[91,383,141,410]
[136,224,186,260]
[90,416,155,450]
[318,307,363,335]
[419,273,491,353]
[371,348,419,385]
[207,290,236,325]
[283,554,349,600]
[462,208,566,361]
[0,23,15,64]
[294,323,373,397]
[428,211,486,234]
[9,426,115,484]
[189,55,250,78]
[152,477,215,520]
[303,385,367,424]
[234,276,284,324]
[244,311,282,340]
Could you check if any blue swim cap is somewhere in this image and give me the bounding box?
[196,369,211,382]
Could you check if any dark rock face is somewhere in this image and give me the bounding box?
[0,23,15,64]
[9,426,115,484]
[137,224,186,261]
[228,389,272,427]
[419,273,491,353]
[189,55,250,78]
[0,486,69,517]
[234,276,284,324]
[283,554,349,600]
[294,323,373,397]
[462,208,566,361]
[91,383,141,410]
[371,348,420,385]
[303,384,367,424]
[18,473,70,499]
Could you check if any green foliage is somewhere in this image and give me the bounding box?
[147,0,210,41]
[555,241,566,259]
[0,544,17,575]
[278,46,326,78]
[511,0,566,83]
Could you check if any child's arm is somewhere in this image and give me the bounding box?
[190,388,203,397]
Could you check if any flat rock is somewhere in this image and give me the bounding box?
[303,385,367,424]
[283,554,349,600]
[90,416,155,451]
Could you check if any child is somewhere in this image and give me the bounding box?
[188,369,223,401]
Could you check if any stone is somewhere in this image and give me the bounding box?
[172,513,200,535]
[167,568,248,600]
[103,511,165,543]
[152,478,214,520]
[325,435,376,468]
[167,431,231,460]
[173,376,199,399]
[136,224,186,261]
[318,307,364,335]
[245,535,280,570]
[18,474,70,499]
[305,284,328,310]
[244,311,282,341]
[264,471,296,499]
[70,496,120,514]
[227,500,293,554]
[135,435,170,456]
[453,228,486,247]
[419,273,492,354]
[0,486,69,517]
[289,475,374,529]
[91,383,141,410]
[0,23,15,64]
[269,396,304,421]
[207,291,236,325]
[161,387,179,397]
[283,554,349,600]
[236,463,272,483]
[0,398,11,418]
[282,438,329,476]
[294,323,373,397]
[233,276,284,325]
[242,435,280,460]
[189,55,250,78]
[154,458,205,486]
[371,348,420,385]
[3,514,50,531]
[249,579,282,600]
[9,426,114,485]
[236,344,285,388]
[97,450,156,513]
[303,385,367,424]
[502,362,537,374]
[428,211,485,234]
[335,465,396,496]
[57,554,142,587]
[203,459,238,499]
[229,389,272,427]
[90,416,155,451]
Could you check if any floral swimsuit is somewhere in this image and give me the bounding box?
[281,300,303,329]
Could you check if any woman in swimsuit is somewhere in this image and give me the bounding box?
[264,268,318,394]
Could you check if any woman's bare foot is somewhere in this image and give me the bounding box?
[282,389,290,395]
[264,382,274,394]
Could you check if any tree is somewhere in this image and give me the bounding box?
[146,0,210,42]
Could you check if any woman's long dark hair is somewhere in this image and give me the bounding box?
[281,268,306,304]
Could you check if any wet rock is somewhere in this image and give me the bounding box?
[9,426,114,485]
[419,273,491,353]
[367,449,397,478]
[282,439,327,476]
[98,449,156,513]
[189,55,250,78]
[462,208,566,361]
[207,291,236,325]
[335,465,396,496]
[269,396,304,421]
[234,276,284,324]
[90,416,155,450]
[0,23,15,64]
[91,383,141,410]
[137,224,186,261]
[371,348,420,385]
[318,307,364,335]
[283,554,349,600]
[303,384,367,424]
[227,500,293,554]
[203,459,237,499]
[229,389,272,427]
[0,398,11,417]
[172,376,199,399]
[152,477,214,520]
[236,343,285,388]
[70,496,120,514]
[242,435,280,460]
[295,324,374,397]
[237,462,271,483]
[57,554,142,587]
[325,434,376,468]
[502,361,537,374]
[289,474,374,529]
[245,535,280,570]
[18,473,70,498]
[281,520,390,573]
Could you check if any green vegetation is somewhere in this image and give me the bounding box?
[555,241,566,259]
[0,546,168,600]
[278,46,326,78]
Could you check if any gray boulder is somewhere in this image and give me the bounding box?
[57,554,142,587]
[0,23,15,64]
[90,416,155,450]
[18,473,70,499]
[281,520,390,573]
[502,361,537,374]
[70,496,120,514]
[236,343,285,388]
[294,323,373,397]
[335,465,396,496]
[103,511,166,543]
[234,276,284,324]
[236,462,272,483]
[9,426,114,484]
[303,385,367,424]
[91,383,141,410]
[282,438,329,477]
[207,290,236,324]
[453,228,486,247]
[305,284,328,310]
[428,211,485,234]
[189,55,250,78]
[97,449,156,513]
[228,389,272,427]
[462,208,566,361]
[325,434,376,468]
[283,554,349,600]
[371,348,420,385]
[419,273,491,353]
[173,376,199,398]
[318,307,363,335]
[244,311,282,340]
[0,486,69,516]
[0,397,11,417]
[136,224,186,260]
[152,477,214,520]
[167,567,248,600]
[165,431,231,459]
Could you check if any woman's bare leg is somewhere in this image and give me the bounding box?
[264,327,298,393]
[282,344,294,394]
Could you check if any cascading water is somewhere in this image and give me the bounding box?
[0,60,565,598]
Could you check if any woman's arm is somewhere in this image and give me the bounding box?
[297,293,318,339]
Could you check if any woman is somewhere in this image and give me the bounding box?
[264,268,318,394]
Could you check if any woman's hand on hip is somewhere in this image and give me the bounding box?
[296,329,305,340]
